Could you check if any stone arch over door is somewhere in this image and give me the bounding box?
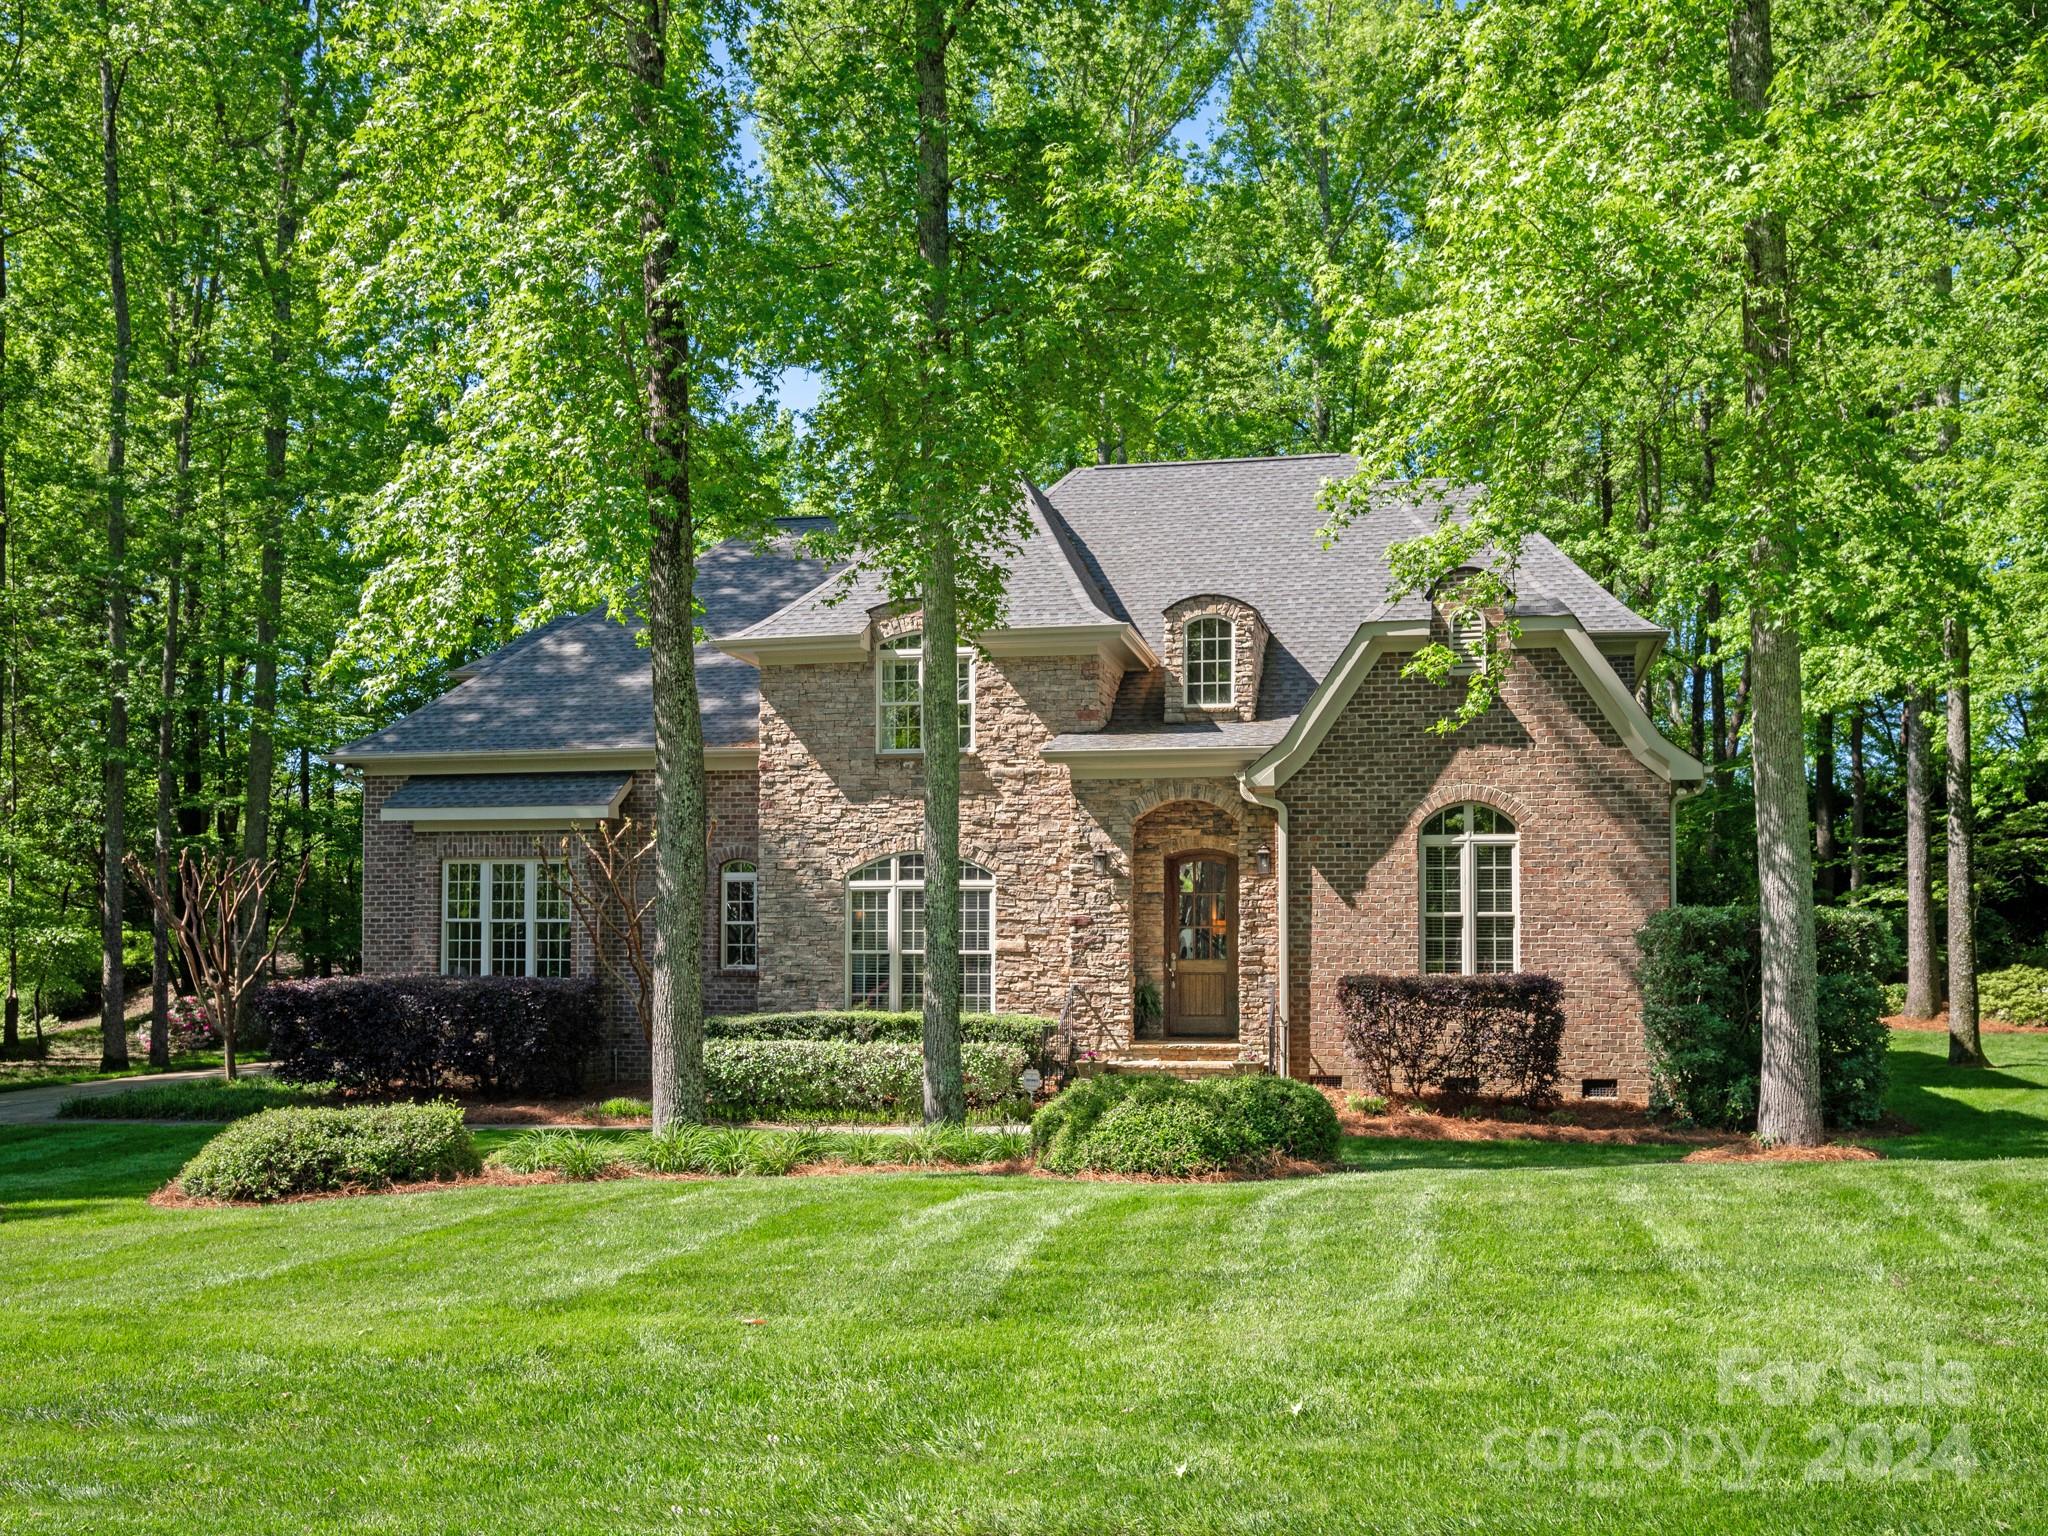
[1133,800,1243,1040]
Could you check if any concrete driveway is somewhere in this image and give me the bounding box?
[0,1064,272,1126]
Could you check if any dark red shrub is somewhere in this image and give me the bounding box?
[1335,973,1565,1107]
[255,976,602,1095]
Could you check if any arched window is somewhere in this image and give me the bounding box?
[1182,616,1234,707]
[847,853,994,1011]
[1420,803,1518,974]
[720,861,758,971]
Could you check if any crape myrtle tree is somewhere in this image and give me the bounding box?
[326,0,781,1129]
[751,0,1091,1121]
[1323,0,2029,1143]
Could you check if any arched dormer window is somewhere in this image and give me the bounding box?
[846,853,995,1011]
[1420,803,1518,974]
[1182,616,1234,707]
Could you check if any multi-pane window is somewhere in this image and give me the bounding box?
[1183,616,1234,708]
[846,853,994,1011]
[877,632,974,753]
[1420,803,1518,975]
[442,860,571,977]
[721,861,758,971]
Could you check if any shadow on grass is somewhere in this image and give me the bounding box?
[1862,1029,2048,1161]
[1334,1135,1697,1173]
[0,1125,216,1221]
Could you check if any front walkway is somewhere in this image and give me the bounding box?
[0,1065,272,1126]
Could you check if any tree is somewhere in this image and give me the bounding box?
[755,0,1087,1120]
[328,0,779,1129]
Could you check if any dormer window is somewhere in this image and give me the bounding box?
[1183,617,1234,708]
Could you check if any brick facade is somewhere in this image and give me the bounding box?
[359,638,1670,1096]
[1277,646,1672,1098]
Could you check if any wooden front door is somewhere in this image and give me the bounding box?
[1165,852,1237,1038]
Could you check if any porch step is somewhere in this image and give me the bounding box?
[1097,1042,1264,1079]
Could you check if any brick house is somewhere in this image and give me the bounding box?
[336,454,1703,1096]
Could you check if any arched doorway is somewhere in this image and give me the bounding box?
[1164,850,1238,1038]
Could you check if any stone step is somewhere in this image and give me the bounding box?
[1098,1056,1259,1079]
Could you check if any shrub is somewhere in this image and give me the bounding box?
[1636,905,1897,1129]
[1980,966,2048,1027]
[165,995,220,1053]
[1334,973,1566,1106]
[1882,982,1907,1016]
[1347,1092,1389,1116]
[491,1129,623,1180]
[176,1103,480,1201]
[703,1039,1026,1120]
[57,1077,335,1121]
[1031,1073,1340,1177]
[257,976,602,1095]
[705,1010,1052,1059]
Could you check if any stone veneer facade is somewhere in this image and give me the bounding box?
[360,632,1672,1096]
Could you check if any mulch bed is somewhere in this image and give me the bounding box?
[1318,1087,1749,1149]
[1886,1010,2046,1035]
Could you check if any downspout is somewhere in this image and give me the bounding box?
[1239,778,1289,1078]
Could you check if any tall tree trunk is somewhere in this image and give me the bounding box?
[1813,710,1837,903]
[630,3,707,1131]
[1730,0,1820,1145]
[914,0,967,1123]
[1847,706,1867,894]
[0,186,14,1050]
[1705,583,1727,765]
[238,74,303,1037]
[98,52,133,1072]
[1945,620,1985,1065]
[1902,688,1938,1018]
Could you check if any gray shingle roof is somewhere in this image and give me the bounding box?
[381,772,631,811]
[336,525,837,761]
[1042,456,1659,717]
[733,482,1124,642]
[341,460,1663,764]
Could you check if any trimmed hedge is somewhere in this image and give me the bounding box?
[1032,1073,1340,1177]
[1335,973,1566,1106]
[1981,966,2048,1027]
[176,1102,481,1202]
[706,1010,1052,1057]
[256,976,602,1095]
[704,1039,1028,1120]
[1637,905,1897,1129]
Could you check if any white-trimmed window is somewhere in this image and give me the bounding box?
[1183,616,1234,707]
[847,853,994,1011]
[442,860,572,978]
[876,632,974,753]
[721,861,758,971]
[1420,803,1518,975]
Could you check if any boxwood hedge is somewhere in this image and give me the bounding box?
[704,1039,1028,1120]
[176,1102,481,1202]
[706,1010,1052,1057]
[1031,1073,1340,1177]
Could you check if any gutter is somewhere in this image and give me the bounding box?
[1237,776,1291,1079]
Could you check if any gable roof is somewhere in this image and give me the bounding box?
[728,480,1130,647]
[338,458,1670,770]
[334,523,837,765]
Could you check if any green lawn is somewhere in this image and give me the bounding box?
[2,1030,2044,1534]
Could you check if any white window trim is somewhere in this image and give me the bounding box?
[721,861,758,972]
[1181,615,1235,709]
[843,853,996,1011]
[875,633,976,756]
[1418,804,1520,975]
[441,859,571,978]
